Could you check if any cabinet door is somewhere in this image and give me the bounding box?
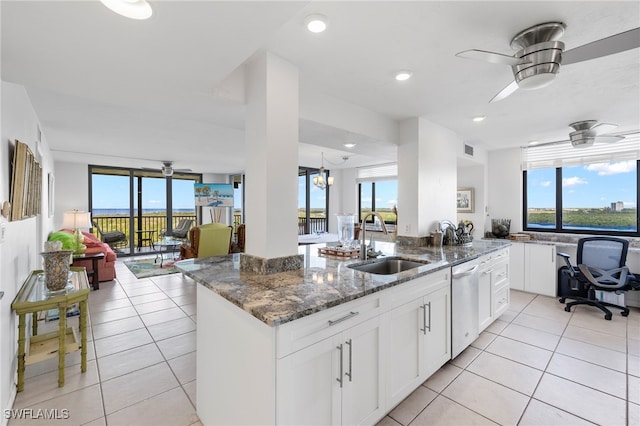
[478,259,493,332]
[385,298,424,407]
[342,316,385,426]
[525,244,557,297]
[277,334,342,426]
[423,284,451,379]
[509,243,525,291]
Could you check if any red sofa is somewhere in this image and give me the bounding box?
[61,229,117,282]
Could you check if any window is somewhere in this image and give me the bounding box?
[298,167,330,234]
[358,181,398,226]
[523,135,639,236]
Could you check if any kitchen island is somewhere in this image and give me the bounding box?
[175,240,510,425]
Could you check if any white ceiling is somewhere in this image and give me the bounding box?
[2,1,639,174]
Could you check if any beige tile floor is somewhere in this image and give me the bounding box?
[9,259,640,426]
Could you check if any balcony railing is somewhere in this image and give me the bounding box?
[91,214,196,248]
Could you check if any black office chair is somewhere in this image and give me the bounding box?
[557,237,636,320]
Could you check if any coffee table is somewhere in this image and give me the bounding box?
[152,239,182,267]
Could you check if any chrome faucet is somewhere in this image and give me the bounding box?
[360,212,389,260]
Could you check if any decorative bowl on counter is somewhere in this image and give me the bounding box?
[491,219,511,238]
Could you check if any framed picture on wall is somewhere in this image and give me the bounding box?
[456,188,474,213]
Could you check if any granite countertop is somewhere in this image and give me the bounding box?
[174,239,510,327]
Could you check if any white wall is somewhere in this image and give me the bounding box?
[54,162,89,228]
[1,81,55,421]
[457,164,486,237]
[398,117,459,237]
[487,147,522,233]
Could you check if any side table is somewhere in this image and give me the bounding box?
[11,268,89,392]
[72,252,105,290]
[135,229,156,251]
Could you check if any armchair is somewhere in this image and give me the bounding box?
[180,223,232,259]
[557,237,637,320]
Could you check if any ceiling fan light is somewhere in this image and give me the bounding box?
[516,72,556,90]
[100,0,152,20]
[305,14,328,33]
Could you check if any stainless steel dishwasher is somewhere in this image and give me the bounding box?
[451,260,480,358]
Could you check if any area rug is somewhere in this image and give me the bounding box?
[124,258,179,279]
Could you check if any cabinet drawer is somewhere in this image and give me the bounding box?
[276,294,381,358]
[384,268,450,309]
[491,261,508,288]
[493,284,510,318]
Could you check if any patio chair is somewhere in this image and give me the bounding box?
[92,220,127,248]
[163,219,193,241]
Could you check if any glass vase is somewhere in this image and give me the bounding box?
[336,214,356,249]
[41,250,73,293]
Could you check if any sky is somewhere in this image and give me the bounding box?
[527,161,637,209]
[92,175,198,210]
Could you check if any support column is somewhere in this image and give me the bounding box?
[397,117,459,246]
[241,52,302,273]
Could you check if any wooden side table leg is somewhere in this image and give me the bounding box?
[58,304,67,388]
[92,257,100,290]
[17,314,26,392]
[79,300,87,373]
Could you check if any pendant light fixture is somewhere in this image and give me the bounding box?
[313,152,334,190]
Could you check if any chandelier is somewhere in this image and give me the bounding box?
[313,152,334,190]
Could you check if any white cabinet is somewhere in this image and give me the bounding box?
[385,272,450,407]
[525,244,556,297]
[509,242,556,297]
[278,314,385,426]
[478,249,510,331]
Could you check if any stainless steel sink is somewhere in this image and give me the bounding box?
[348,257,430,275]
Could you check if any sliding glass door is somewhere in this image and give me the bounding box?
[90,166,202,256]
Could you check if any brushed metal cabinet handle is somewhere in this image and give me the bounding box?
[336,344,343,388]
[345,339,353,382]
[426,301,432,332]
[420,304,427,335]
[328,311,359,326]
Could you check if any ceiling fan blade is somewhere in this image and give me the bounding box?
[562,27,640,65]
[173,168,193,172]
[489,80,519,103]
[455,49,528,66]
[594,135,625,144]
[591,123,618,135]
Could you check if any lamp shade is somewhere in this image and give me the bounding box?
[61,210,92,229]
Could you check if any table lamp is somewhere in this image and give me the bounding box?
[62,210,92,254]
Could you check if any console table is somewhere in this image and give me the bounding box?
[11,268,89,392]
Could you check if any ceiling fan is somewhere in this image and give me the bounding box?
[456,22,640,102]
[143,161,192,177]
[535,120,625,148]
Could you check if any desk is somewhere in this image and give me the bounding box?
[135,229,156,251]
[11,268,89,392]
[72,252,104,290]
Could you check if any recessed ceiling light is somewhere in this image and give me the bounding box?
[472,116,486,122]
[343,143,356,148]
[528,140,540,146]
[100,0,152,20]
[395,70,413,81]
[305,14,328,33]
